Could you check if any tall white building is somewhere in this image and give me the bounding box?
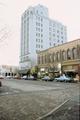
[20,4,67,70]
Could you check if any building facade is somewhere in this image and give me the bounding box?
[20,4,67,70]
[37,39,80,72]
[0,65,19,76]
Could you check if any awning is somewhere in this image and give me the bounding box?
[64,69,76,72]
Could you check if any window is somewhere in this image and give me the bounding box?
[41,45,43,48]
[53,29,55,32]
[36,28,40,32]
[36,22,40,26]
[41,12,43,14]
[38,17,40,20]
[27,17,29,21]
[39,44,40,48]
[36,44,38,48]
[49,27,51,31]
[50,54,53,63]
[57,30,59,33]
[36,28,37,31]
[53,34,55,37]
[62,51,66,61]
[54,53,56,61]
[41,24,43,27]
[49,32,51,35]
[38,39,40,42]
[61,27,63,30]
[36,44,40,48]
[36,39,40,42]
[36,39,38,42]
[67,49,71,60]
[41,39,43,42]
[49,22,52,26]
[57,35,59,38]
[61,36,63,39]
[57,40,59,42]
[56,52,60,61]
[61,32,63,34]
[36,33,40,37]
[51,53,54,62]
[41,18,43,21]
[37,10,38,14]
[36,33,37,36]
[49,38,51,40]
[41,29,43,32]
[38,33,40,37]
[72,48,77,59]
[53,24,55,27]
[41,34,43,37]
[57,52,60,61]
[30,11,33,15]
[50,43,51,46]
[27,11,29,15]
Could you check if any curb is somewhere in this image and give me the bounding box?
[36,99,70,120]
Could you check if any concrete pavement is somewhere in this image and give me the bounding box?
[0,79,80,120]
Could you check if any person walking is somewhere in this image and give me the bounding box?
[78,64,80,82]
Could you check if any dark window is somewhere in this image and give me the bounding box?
[67,49,71,60]
[72,48,77,59]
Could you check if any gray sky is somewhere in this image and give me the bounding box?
[0,0,80,65]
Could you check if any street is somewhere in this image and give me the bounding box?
[0,79,80,120]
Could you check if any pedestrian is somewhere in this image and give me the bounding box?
[77,64,80,82]
[0,81,2,87]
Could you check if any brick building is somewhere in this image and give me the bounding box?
[37,39,80,73]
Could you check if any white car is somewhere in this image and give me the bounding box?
[22,76,27,79]
[42,76,51,81]
[55,75,72,82]
[28,75,35,80]
[6,76,12,79]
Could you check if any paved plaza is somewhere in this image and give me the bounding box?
[0,79,80,120]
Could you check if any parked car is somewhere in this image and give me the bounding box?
[26,75,37,80]
[22,76,28,80]
[0,75,4,79]
[13,75,21,79]
[55,74,73,82]
[42,76,54,81]
[6,76,12,79]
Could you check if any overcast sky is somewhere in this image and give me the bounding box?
[0,0,80,66]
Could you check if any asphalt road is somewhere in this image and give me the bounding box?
[1,79,79,91]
